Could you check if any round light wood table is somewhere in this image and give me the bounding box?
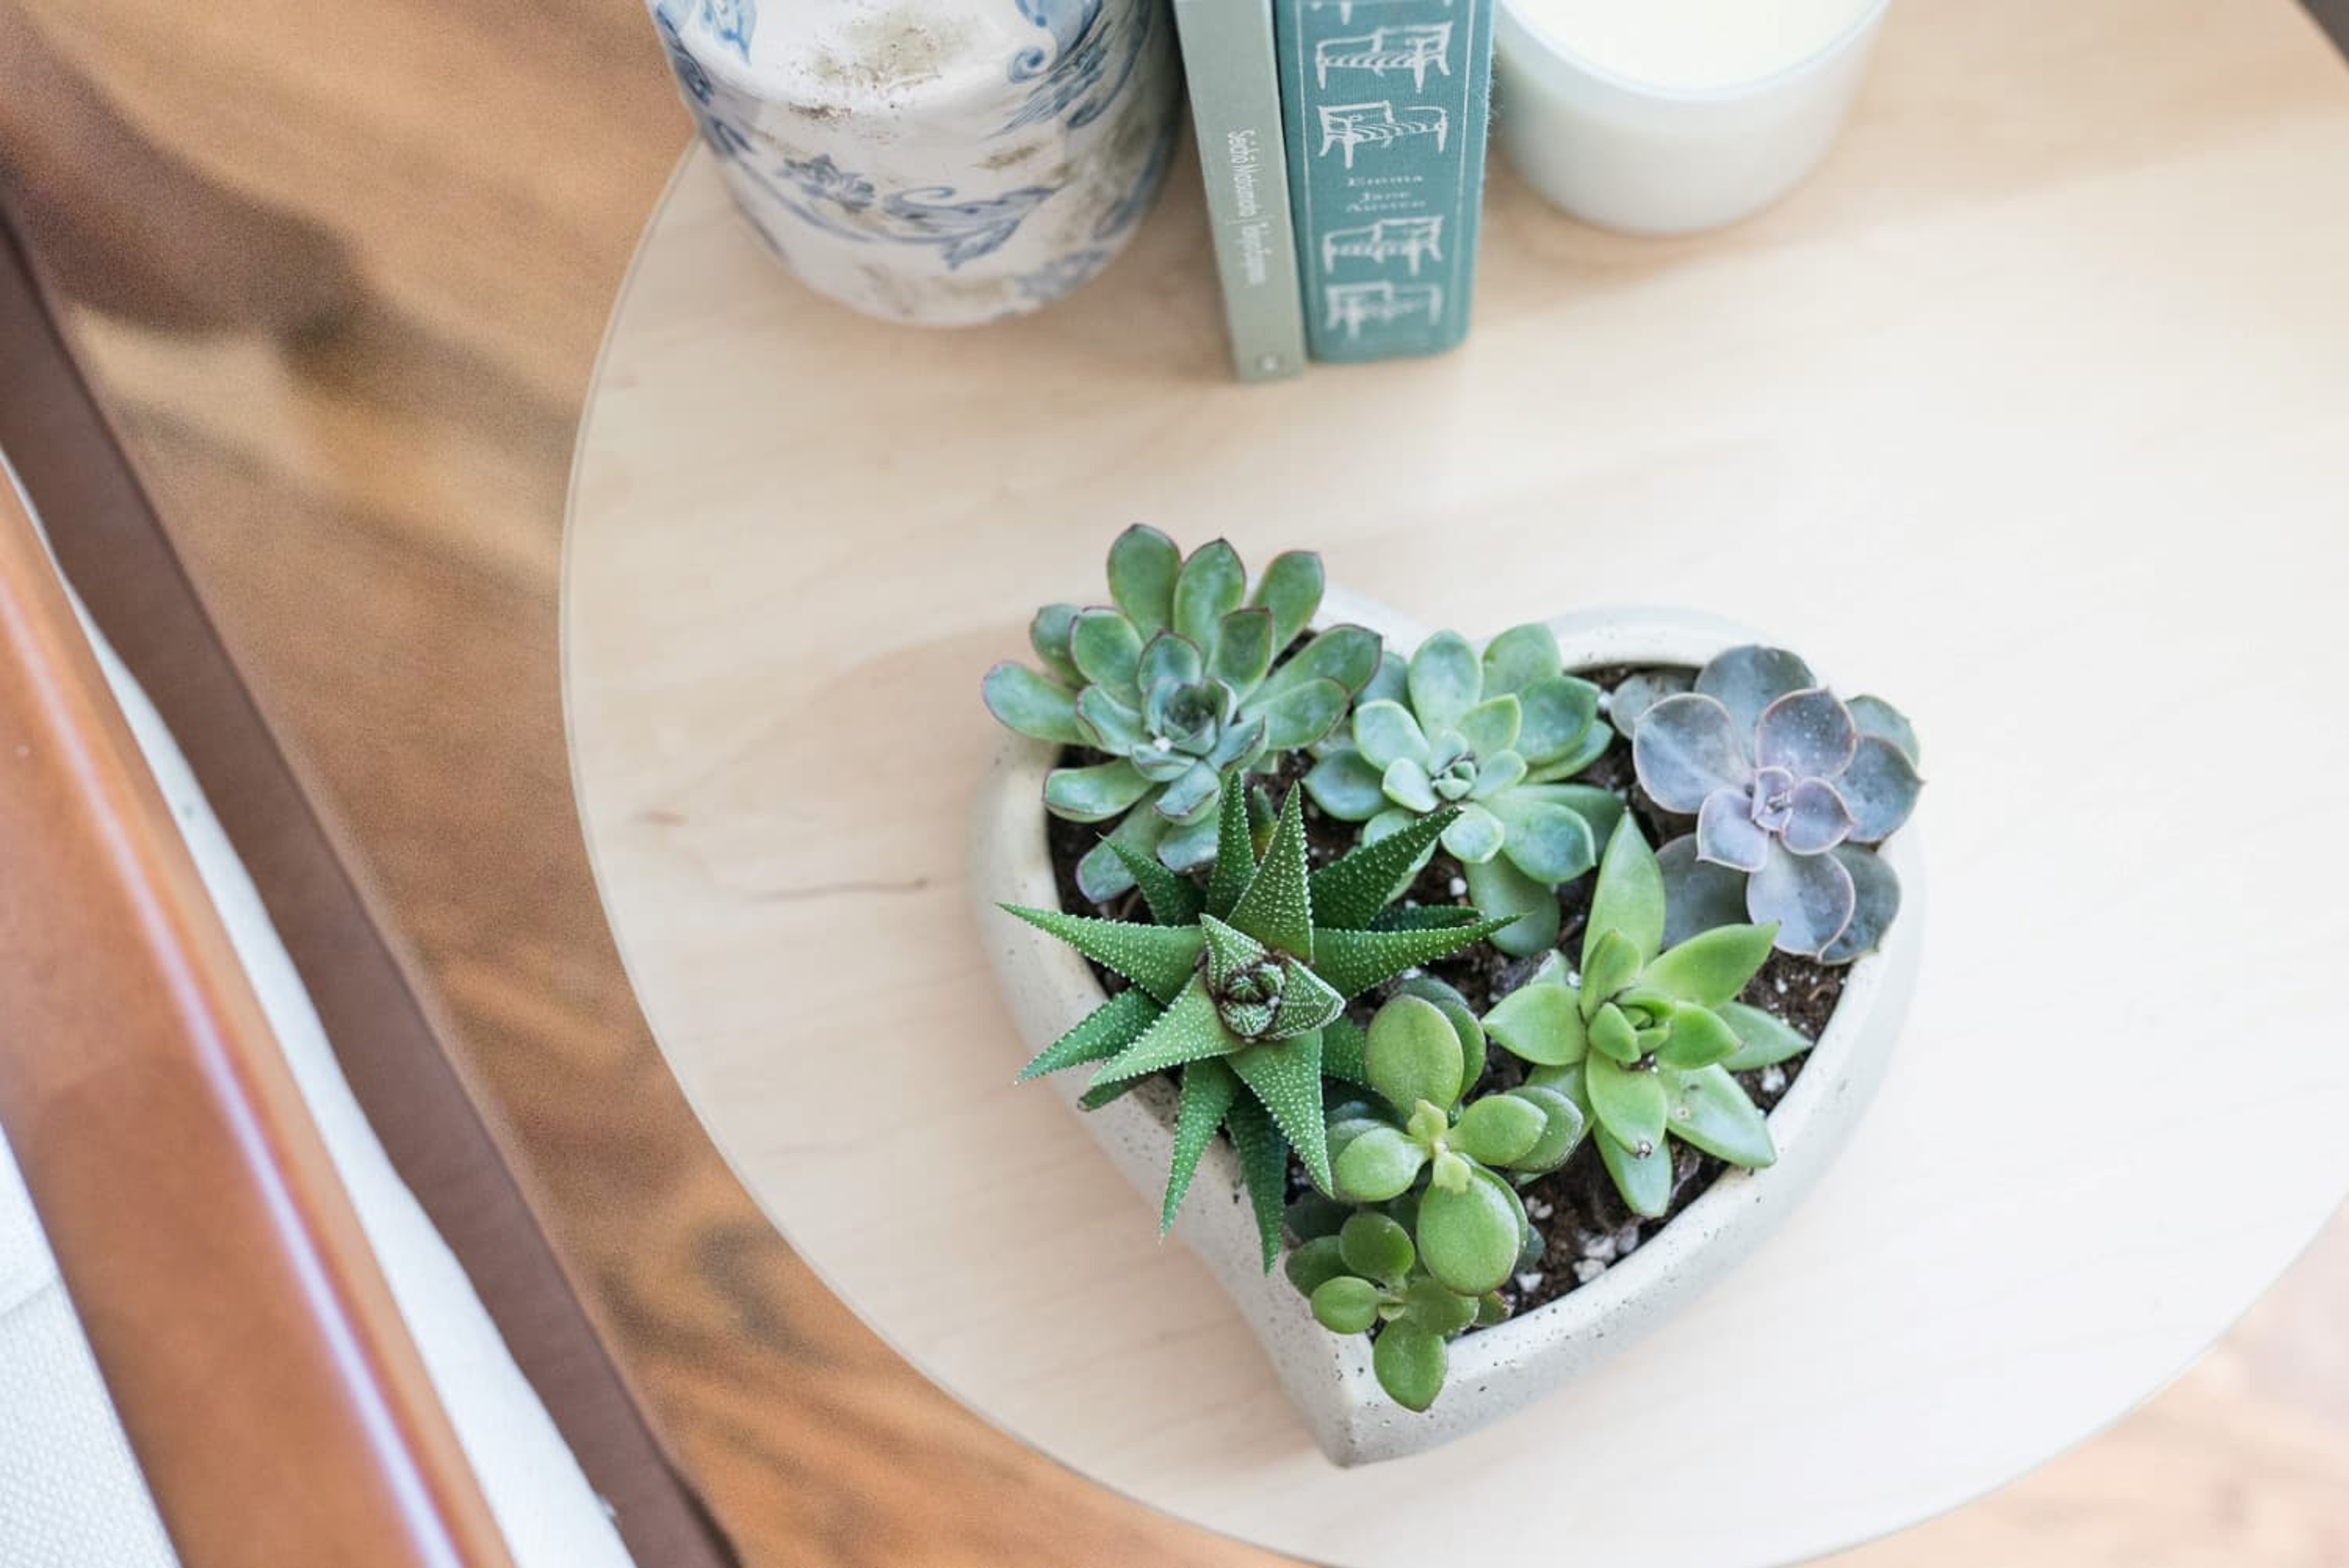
[564,2,2349,1559]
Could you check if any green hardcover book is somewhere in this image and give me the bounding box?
[1273,0,1495,362]
[1174,0,1310,381]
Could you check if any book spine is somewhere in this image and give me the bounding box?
[1272,0,1495,363]
[1173,0,1310,382]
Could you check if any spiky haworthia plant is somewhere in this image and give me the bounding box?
[1304,625,1618,957]
[1285,985,1583,1411]
[1627,645,1923,962]
[1002,779,1513,1269]
[1477,818,1810,1219]
[982,527,1381,901]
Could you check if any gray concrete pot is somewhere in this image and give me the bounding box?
[971,595,1925,1465]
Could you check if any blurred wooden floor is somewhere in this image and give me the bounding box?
[12,1,2345,1562]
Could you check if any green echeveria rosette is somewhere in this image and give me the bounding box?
[1476,817,1815,1219]
[1302,624,1619,957]
[1000,776,1515,1271]
[1624,645,1923,963]
[982,526,1381,902]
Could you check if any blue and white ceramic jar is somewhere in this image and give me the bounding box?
[650,0,1181,325]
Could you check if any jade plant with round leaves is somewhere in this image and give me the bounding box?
[1001,776,1513,1268]
[982,527,1382,901]
[1302,624,1618,957]
[1286,985,1584,1410]
[1478,817,1807,1217]
[1283,1208,1512,1413]
[1628,645,1923,962]
[1328,989,1586,1216]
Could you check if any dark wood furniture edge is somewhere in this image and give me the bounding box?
[0,471,518,1568]
[0,208,737,1567]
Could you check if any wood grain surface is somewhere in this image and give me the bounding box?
[11,0,2345,1562]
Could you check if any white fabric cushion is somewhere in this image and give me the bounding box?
[0,1147,179,1567]
[0,492,635,1568]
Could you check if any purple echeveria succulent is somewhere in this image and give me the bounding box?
[1631,647,1922,964]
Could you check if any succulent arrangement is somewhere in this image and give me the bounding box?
[981,534,1928,1421]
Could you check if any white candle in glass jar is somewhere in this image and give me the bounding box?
[1495,0,1889,234]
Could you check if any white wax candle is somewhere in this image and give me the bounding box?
[1510,0,1880,92]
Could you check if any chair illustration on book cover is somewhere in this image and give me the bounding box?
[1324,279,1445,337]
[1316,101,1450,168]
[1322,215,1445,275]
[1315,23,1453,91]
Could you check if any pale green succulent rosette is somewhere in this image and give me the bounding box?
[1302,624,1619,957]
[982,526,1381,901]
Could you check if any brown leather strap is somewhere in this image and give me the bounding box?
[0,473,518,1568]
[0,195,736,1566]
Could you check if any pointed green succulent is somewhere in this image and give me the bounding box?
[1477,817,1813,1218]
[1302,624,1619,957]
[1001,778,1515,1270]
[982,526,1382,901]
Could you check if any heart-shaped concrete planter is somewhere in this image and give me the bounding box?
[971,595,1925,1466]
